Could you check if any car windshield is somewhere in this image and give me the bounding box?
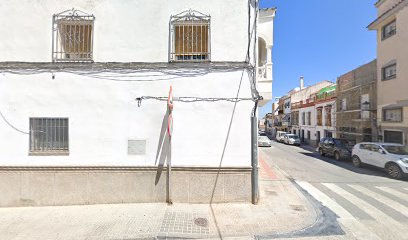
[382,145,408,155]
[333,139,348,147]
[287,135,299,139]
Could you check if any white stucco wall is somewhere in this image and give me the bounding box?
[0,69,253,167]
[0,0,251,63]
[299,106,316,142]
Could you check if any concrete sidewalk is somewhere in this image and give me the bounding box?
[0,153,317,240]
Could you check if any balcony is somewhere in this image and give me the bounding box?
[257,9,275,107]
[257,64,272,106]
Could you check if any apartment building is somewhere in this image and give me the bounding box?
[368,0,408,144]
[0,1,275,206]
[336,60,377,145]
[290,80,333,141]
[315,85,337,142]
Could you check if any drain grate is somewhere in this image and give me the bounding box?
[194,217,208,227]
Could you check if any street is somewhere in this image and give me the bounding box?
[260,141,408,240]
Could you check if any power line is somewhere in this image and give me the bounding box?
[0,109,29,134]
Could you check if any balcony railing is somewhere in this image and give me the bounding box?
[257,65,267,79]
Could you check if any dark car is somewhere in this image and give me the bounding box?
[318,137,351,161]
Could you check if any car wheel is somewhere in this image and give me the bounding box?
[319,148,325,156]
[352,156,362,168]
[334,151,341,161]
[386,163,403,179]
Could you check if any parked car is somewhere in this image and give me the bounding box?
[258,136,272,147]
[352,143,408,179]
[283,134,300,146]
[276,131,288,143]
[318,137,351,160]
[258,130,267,136]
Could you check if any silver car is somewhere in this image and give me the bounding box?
[352,142,408,179]
[283,134,301,146]
[258,136,272,147]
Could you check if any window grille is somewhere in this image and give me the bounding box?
[382,20,396,40]
[52,8,95,62]
[169,9,211,62]
[382,63,397,80]
[29,118,69,155]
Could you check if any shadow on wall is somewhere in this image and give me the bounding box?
[155,108,171,185]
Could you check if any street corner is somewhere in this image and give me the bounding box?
[258,149,290,181]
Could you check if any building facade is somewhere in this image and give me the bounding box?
[0,1,275,206]
[368,0,408,145]
[314,85,337,143]
[336,60,378,145]
[290,80,333,143]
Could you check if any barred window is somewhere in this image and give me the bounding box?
[382,63,396,81]
[52,9,94,62]
[170,9,210,62]
[383,108,402,122]
[382,20,396,40]
[29,118,69,155]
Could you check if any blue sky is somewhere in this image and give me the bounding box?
[258,0,377,117]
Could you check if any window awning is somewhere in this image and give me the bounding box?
[382,100,408,110]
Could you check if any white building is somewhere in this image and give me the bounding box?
[290,80,333,139]
[295,84,336,146]
[0,0,275,206]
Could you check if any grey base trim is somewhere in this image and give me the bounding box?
[0,166,251,207]
[0,166,252,172]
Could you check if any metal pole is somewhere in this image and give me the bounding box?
[251,102,259,204]
[167,138,172,204]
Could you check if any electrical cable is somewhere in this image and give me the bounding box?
[0,109,29,134]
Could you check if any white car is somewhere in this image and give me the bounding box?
[283,134,301,146]
[258,136,272,147]
[351,142,408,179]
[275,131,288,143]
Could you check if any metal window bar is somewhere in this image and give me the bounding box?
[52,8,94,62]
[170,9,210,62]
[29,118,69,154]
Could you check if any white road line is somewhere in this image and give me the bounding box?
[376,186,408,200]
[338,218,382,240]
[296,181,381,240]
[348,184,408,218]
[323,183,407,239]
[296,181,354,219]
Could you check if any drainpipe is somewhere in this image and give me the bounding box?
[251,100,260,204]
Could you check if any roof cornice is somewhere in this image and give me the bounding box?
[368,0,408,29]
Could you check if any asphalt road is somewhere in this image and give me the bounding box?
[260,141,408,240]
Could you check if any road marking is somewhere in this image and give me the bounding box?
[348,184,408,218]
[296,181,381,240]
[376,186,408,200]
[296,181,354,219]
[323,183,407,239]
[337,218,382,240]
[259,151,278,180]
